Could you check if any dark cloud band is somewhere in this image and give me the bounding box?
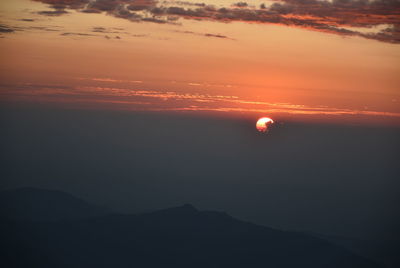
[33,0,400,43]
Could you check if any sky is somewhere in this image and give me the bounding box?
[0,0,399,125]
[0,0,399,242]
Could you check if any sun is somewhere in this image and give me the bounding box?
[256,117,274,132]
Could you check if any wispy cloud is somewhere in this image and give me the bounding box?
[0,24,16,34]
[61,32,97,36]
[1,81,399,119]
[174,30,234,39]
[77,77,144,83]
[171,106,400,118]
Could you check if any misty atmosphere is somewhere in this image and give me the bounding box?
[1,105,399,267]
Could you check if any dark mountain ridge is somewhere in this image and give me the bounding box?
[0,188,383,268]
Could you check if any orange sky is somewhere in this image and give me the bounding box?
[0,0,399,124]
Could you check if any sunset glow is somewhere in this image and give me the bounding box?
[0,0,399,125]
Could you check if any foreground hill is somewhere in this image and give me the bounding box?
[310,233,398,268]
[0,188,382,268]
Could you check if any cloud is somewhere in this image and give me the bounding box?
[175,30,233,39]
[29,26,62,32]
[127,0,157,11]
[204,33,230,39]
[91,26,127,34]
[31,0,400,43]
[37,9,69,16]
[60,27,128,39]
[61,32,97,36]
[0,21,64,37]
[0,24,15,33]
[92,26,106,32]
[33,0,89,9]
[3,81,399,118]
[87,0,120,12]
[233,2,248,8]
[34,0,89,16]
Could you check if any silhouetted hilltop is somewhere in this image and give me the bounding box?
[0,188,383,268]
[0,187,111,221]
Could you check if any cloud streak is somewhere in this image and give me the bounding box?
[1,81,399,119]
[31,0,400,43]
[174,30,233,39]
[0,24,16,33]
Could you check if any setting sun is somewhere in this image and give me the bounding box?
[256,117,274,132]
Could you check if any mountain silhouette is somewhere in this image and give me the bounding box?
[309,232,399,268]
[0,188,383,268]
[0,187,111,221]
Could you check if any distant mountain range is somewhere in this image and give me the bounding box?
[0,187,384,268]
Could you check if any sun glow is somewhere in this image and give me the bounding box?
[256,117,274,132]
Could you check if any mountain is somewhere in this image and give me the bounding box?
[0,187,111,221]
[0,188,383,268]
[309,233,399,268]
